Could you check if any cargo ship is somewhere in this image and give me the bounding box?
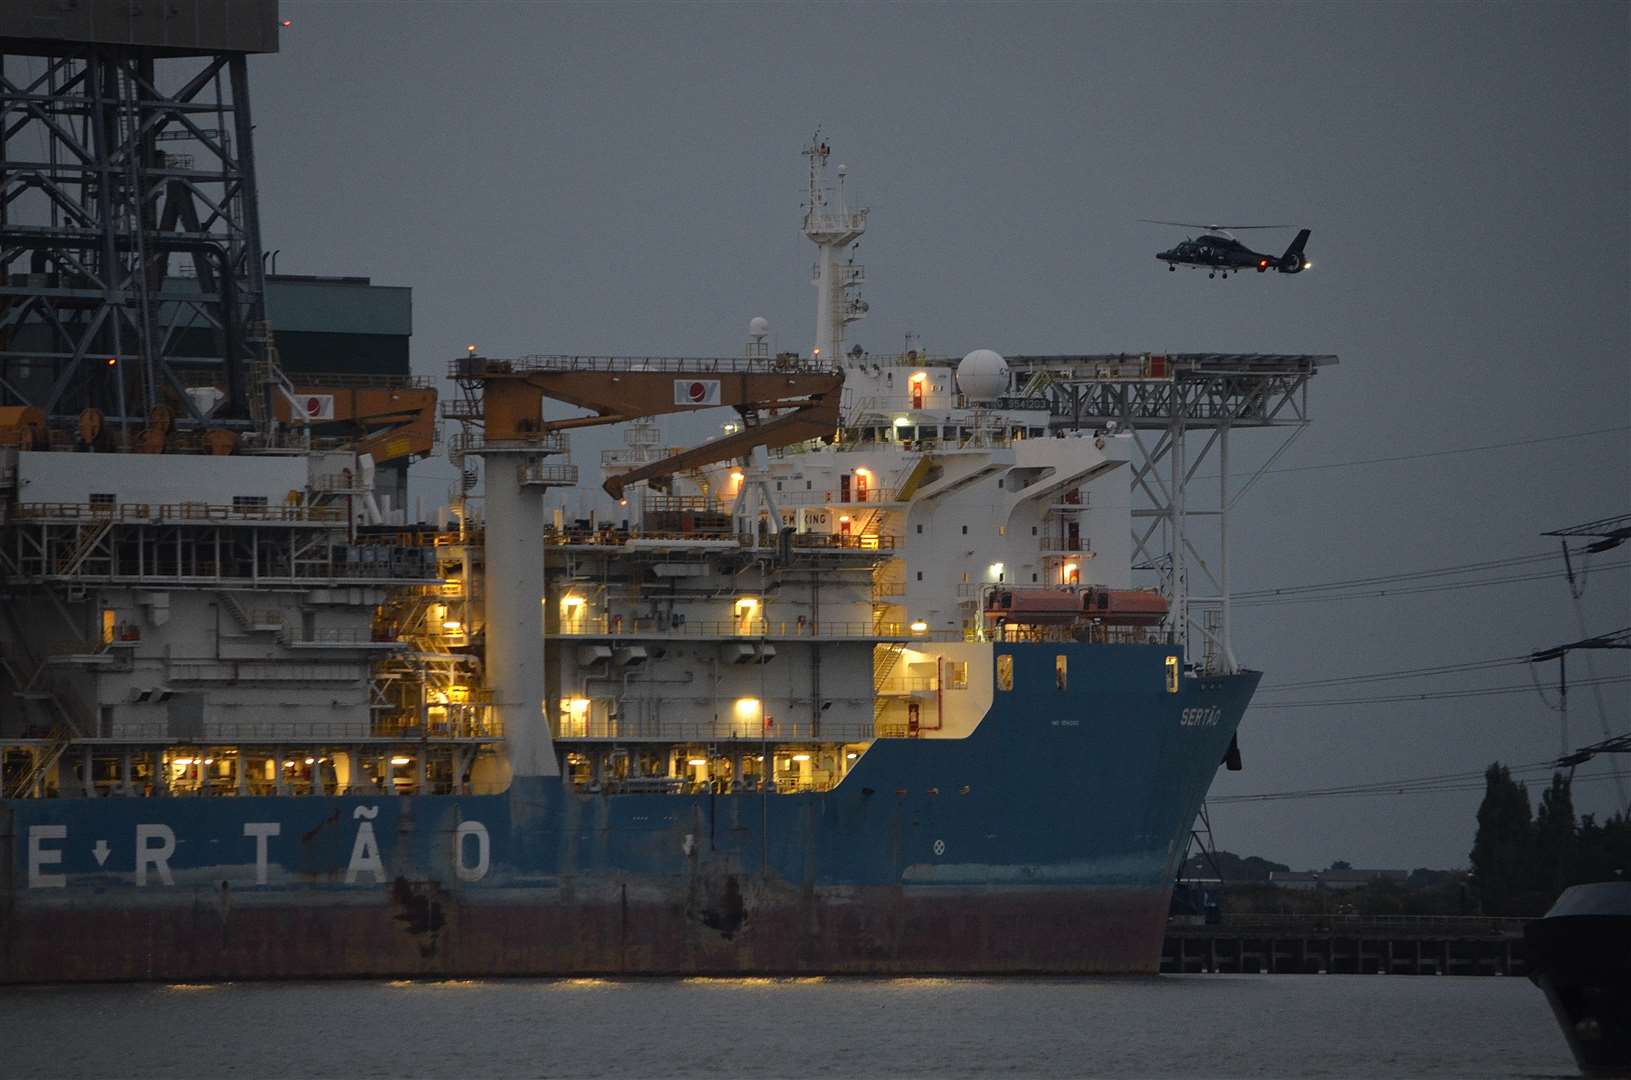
[0,13,1332,980]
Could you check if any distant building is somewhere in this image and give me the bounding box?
[1270,869,1410,892]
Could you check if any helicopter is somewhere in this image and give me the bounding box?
[1143,220,1312,278]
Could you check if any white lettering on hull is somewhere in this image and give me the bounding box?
[20,816,496,889]
[346,805,385,883]
[135,824,175,886]
[27,825,66,889]
[1180,706,1222,728]
[244,822,280,885]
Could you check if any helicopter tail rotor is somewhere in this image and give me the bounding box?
[1276,228,1313,272]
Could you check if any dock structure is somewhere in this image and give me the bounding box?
[1163,914,1530,976]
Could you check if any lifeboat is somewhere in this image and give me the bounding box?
[983,588,1169,627]
[983,589,1081,624]
[1081,588,1168,627]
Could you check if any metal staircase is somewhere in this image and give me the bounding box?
[872,641,908,734]
[54,519,113,577]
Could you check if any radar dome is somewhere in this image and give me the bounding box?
[748,316,770,340]
[956,349,1010,403]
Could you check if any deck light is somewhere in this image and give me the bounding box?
[846,752,858,760]
[910,620,928,634]
[442,620,462,632]
[173,757,194,766]
[734,697,761,719]
[391,756,411,766]
[304,757,316,765]
[792,753,811,762]
[687,758,707,767]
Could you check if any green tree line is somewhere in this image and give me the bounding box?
[1471,763,1631,915]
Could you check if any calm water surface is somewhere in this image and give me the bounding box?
[4,974,1575,1079]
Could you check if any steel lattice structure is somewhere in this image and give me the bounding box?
[1006,352,1337,672]
[0,13,277,429]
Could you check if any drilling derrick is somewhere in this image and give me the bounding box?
[0,2,280,431]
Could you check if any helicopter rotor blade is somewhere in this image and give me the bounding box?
[1139,219,1290,231]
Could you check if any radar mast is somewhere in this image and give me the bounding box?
[801,132,868,363]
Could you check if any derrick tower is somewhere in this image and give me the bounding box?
[0,2,281,431]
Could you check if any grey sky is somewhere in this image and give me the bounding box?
[254,1,1629,869]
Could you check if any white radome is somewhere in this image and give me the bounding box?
[748,316,770,340]
[956,349,1010,403]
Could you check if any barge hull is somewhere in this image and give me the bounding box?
[0,887,1169,981]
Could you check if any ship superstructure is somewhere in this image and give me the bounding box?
[0,13,1334,980]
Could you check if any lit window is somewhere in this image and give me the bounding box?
[1055,655,1067,691]
[944,661,969,690]
[1165,656,1180,694]
[997,654,1014,692]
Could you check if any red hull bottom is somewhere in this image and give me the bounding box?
[1,887,1170,981]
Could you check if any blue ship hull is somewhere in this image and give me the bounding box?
[0,644,1255,979]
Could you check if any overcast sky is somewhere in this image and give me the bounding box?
[254,1,1628,870]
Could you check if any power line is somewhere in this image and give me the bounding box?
[1211,758,1594,804]
[1234,561,1629,608]
[1212,771,1623,804]
[1207,424,1631,481]
[1250,674,1631,710]
[1234,551,1563,599]
[1257,654,1530,693]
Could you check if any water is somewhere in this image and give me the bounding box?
[4,975,1575,1079]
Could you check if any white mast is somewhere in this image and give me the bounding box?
[802,132,868,363]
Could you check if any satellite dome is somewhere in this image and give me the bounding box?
[748,316,770,340]
[956,349,1010,403]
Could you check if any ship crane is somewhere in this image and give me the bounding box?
[455,354,844,499]
[447,351,843,776]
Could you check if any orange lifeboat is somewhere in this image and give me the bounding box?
[1082,588,1168,627]
[984,589,1084,625]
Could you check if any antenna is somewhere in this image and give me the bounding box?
[801,134,867,363]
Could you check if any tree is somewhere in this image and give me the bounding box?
[1469,762,1532,914]
[1533,772,1577,894]
[1329,860,1353,871]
